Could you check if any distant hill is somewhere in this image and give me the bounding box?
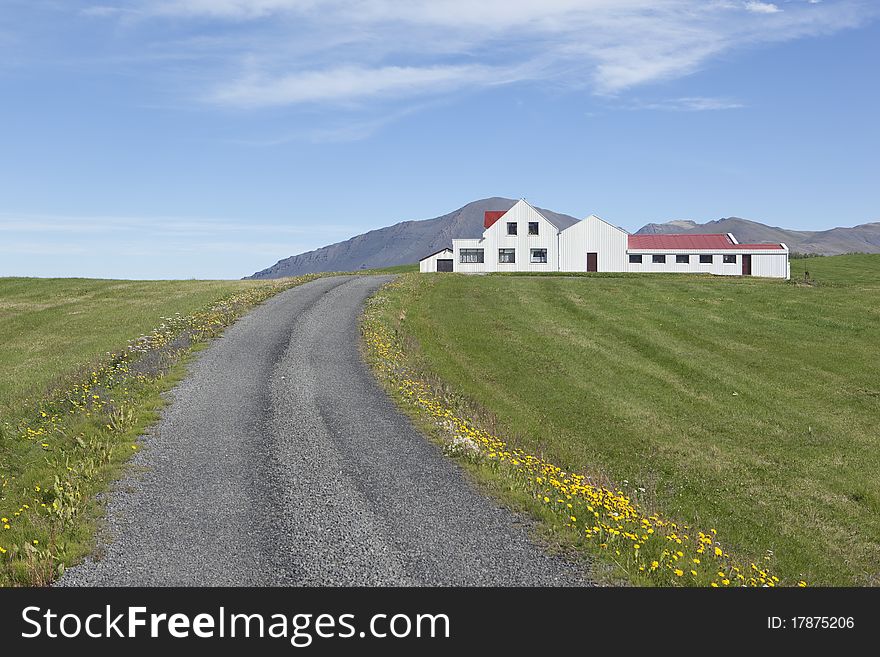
[636,217,880,255]
[247,203,880,278]
[246,198,579,279]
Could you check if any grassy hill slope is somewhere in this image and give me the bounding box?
[372,255,880,585]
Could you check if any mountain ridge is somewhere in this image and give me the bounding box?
[246,197,579,279]
[635,216,880,254]
[246,200,879,278]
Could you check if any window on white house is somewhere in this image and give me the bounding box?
[507,222,517,236]
[530,248,547,263]
[629,254,642,264]
[676,254,689,264]
[723,254,737,264]
[652,255,666,264]
[528,222,539,235]
[460,248,484,264]
[499,248,516,264]
[699,254,713,264]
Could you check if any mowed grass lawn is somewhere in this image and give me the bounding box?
[388,255,880,585]
[0,278,270,414]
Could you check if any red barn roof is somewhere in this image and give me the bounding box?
[627,234,785,251]
[734,243,788,250]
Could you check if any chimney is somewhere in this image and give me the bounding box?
[484,211,506,229]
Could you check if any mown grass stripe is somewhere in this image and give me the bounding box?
[364,255,880,585]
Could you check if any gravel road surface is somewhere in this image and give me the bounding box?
[58,275,588,586]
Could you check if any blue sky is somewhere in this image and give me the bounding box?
[1,0,878,279]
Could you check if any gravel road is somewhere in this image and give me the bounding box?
[58,275,588,586]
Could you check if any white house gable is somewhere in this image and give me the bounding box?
[453,199,560,273]
[559,214,629,273]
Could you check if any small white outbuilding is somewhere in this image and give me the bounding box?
[418,248,454,273]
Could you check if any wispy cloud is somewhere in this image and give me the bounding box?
[744,2,782,14]
[229,101,438,144]
[209,64,515,108]
[78,0,879,108]
[627,96,747,112]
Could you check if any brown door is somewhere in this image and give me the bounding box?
[436,259,453,272]
[587,252,598,272]
[742,254,751,276]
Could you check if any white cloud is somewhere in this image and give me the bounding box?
[209,64,513,108]
[630,96,747,111]
[149,0,320,20]
[744,2,782,14]
[228,101,437,144]
[80,0,877,107]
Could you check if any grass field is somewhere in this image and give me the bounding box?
[371,255,880,585]
[0,278,275,414]
[361,264,419,274]
[0,275,317,584]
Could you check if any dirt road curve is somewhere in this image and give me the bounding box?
[59,276,588,586]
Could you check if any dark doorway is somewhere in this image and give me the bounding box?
[587,252,598,272]
[436,259,453,272]
[741,254,751,276]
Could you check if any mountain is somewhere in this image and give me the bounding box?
[635,217,880,255]
[246,197,579,278]
[247,202,880,278]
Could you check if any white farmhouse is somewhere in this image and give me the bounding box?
[419,199,789,279]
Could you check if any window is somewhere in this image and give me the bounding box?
[460,248,484,264]
[499,248,516,264]
[652,254,666,264]
[530,248,548,263]
[676,254,690,264]
[507,222,518,236]
[528,222,539,236]
[629,254,643,264]
[723,254,737,264]
[699,254,713,264]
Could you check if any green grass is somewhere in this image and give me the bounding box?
[790,253,880,288]
[0,275,318,585]
[358,263,419,274]
[0,277,272,414]
[375,255,880,585]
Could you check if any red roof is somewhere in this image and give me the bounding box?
[484,210,507,229]
[734,243,788,250]
[627,234,784,251]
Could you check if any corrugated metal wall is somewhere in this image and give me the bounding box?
[751,253,790,279]
[626,252,742,275]
[558,215,629,272]
[625,251,788,277]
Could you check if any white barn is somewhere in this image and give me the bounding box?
[419,248,454,273]
[419,199,789,279]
